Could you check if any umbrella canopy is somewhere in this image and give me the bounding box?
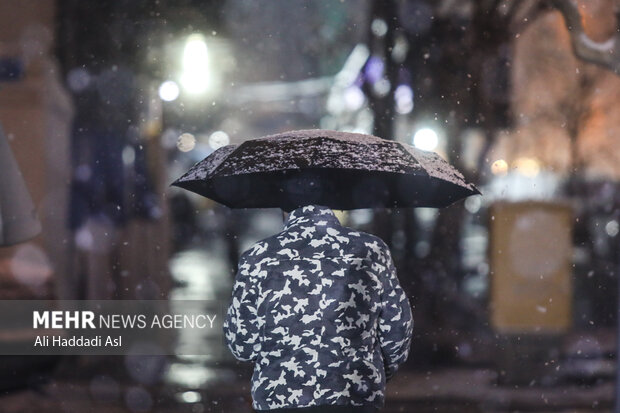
[0,125,41,245]
[172,129,480,210]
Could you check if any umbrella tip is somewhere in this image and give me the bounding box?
[170,173,190,188]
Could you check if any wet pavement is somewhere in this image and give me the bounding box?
[0,245,616,412]
[385,368,613,412]
[0,365,613,412]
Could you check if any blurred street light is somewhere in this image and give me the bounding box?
[177,133,196,152]
[513,157,540,177]
[605,220,619,237]
[412,127,438,151]
[394,84,413,114]
[371,18,388,37]
[343,85,365,111]
[372,78,390,97]
[180,34,210,95]
[464,195,482,214]
[208,130,230,150]
[159,80,180,102]
[491,159,508,175]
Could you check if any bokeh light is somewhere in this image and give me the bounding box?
[10,243,52,289]
[371,18,388,37]
[606,220,619,237]
[372,78,391,97]
[208,130,230,149]
[464,195,482,213]
[177,133,196,152]
[513,157,540,177]
[412,127,438,151]
[179,391,201,403]
[180,34,210,95]
[395,84,413,114]
[158,80,180,101]
[67,67,91,92]
[343,85,365,111]
[491,159,508,175]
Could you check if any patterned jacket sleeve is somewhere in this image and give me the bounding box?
[223,251,261,362]
[377,242,413,381]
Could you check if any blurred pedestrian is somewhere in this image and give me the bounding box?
[223,204,413,412]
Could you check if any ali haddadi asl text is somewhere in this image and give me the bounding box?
[34,335,121,347]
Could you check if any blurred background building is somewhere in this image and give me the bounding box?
[0,0,619,412]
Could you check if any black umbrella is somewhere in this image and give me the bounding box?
[172,129,480,210]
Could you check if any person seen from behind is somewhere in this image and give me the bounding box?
[223,204,413,412]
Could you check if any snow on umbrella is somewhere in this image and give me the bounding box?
[171,129,480,210]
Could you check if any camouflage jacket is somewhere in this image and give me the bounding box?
[223,205,413,410]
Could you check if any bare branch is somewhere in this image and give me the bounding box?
[553,0,620,75]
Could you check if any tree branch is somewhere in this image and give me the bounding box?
[553,0,620,75]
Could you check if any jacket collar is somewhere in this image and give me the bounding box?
[284,205,339,230]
